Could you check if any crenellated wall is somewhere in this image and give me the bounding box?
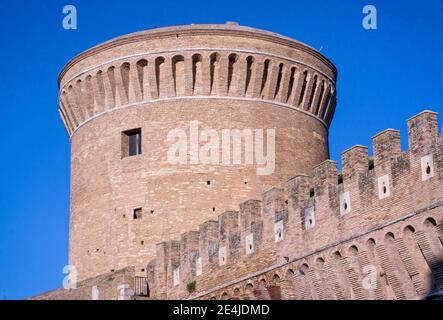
[145,110,443,300]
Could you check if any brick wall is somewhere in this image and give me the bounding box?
[43,24,443,300]
[58,24,337,281]
[145,110,443,300]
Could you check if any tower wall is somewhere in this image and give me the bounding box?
[59,24,337,280]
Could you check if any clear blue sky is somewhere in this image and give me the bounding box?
[0,0,441,300]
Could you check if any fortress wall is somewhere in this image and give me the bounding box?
[197,206,443,300]
[146,111,443,299]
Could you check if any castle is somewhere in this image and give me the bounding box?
[33,23,443,300]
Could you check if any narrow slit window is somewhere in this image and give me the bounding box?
[309,188,315,197]
[368,159,375,170]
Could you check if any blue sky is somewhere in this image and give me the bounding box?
[0,0,441,300]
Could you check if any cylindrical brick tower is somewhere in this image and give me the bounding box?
[58,23,337,281]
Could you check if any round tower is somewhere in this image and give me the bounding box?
[58,23,337,281]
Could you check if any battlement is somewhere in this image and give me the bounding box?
[58,24,337,137]
[145,110,443,299]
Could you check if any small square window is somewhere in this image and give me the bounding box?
[122,128,142,158]
[133,208,142,219]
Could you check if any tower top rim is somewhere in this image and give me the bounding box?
[58,23,337,87]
